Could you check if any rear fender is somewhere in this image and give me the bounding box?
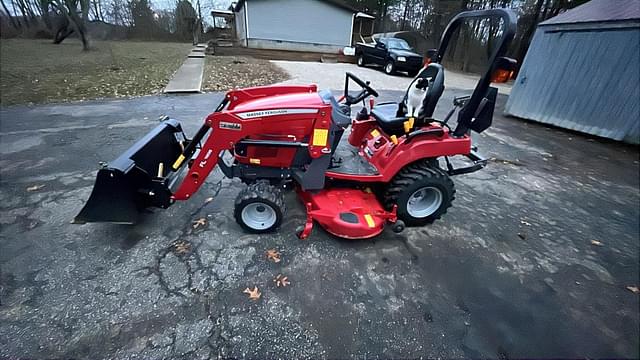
[365,125,471,182]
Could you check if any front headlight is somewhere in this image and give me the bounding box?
[397,56,406,62]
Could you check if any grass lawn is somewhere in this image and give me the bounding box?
[0,39,191,106]
[202,55,288,92]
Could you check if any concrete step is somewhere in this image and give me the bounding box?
[187,52,206,58]
[320,55,338,63]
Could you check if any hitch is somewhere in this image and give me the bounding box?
[445,149,488,176]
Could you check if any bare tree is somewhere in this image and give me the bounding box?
[90,0,103,20]
[40,0,90,50]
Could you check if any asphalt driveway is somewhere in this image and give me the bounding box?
[0,84,638,358]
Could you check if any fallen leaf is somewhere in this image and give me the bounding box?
[626,286,639,294]
[173,240,191,255]
[590,240,603,246]
[520,219,532,226]
[243,286,261,300]
[274,274,290,288]
[192,218,207,229]
[204,197,214,204]
[517,233,526,240]
[266,249,281,263]
[26,184,45,192]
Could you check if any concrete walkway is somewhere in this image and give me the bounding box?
[164,47,206,93]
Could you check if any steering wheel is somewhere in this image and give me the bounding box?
[344,72,379,105]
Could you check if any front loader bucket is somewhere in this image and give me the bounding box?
[74,119,186,224]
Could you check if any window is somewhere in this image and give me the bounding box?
[386,39,412,50]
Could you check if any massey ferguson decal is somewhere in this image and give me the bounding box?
[236,108,318,119]
[219,121,242,130]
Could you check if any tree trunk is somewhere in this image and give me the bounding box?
[514,0,545,65]
[53,25,73,43]
[400,0,410,30]
[0,0,19,28]
[54,0,90,50]
[486,0,496,59]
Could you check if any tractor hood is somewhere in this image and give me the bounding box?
[390,49,422,58]
[232,91,325,113]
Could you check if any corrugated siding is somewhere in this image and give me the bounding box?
[505,23,640,144]
[246,0,353,46]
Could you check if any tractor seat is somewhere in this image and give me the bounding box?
[370,103,407,135]
[371,63,445,136]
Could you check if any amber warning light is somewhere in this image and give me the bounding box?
[491,57,517,83]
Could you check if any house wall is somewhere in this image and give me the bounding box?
[505,21,640,143]
[243,0,353,52]
[235,4,247,44]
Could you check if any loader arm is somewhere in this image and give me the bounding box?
[172,112,266,200]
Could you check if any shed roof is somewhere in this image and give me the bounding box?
[540,0,640,26]
[232,0,360,14]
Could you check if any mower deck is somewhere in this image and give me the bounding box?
[297,187,397,239]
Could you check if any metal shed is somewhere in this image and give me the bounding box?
[504,0,640,144]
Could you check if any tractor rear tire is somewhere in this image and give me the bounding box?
[384,161,455,226]
[234,181,286,233]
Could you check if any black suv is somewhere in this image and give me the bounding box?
[356,37,424,76]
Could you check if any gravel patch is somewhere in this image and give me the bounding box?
[202,56,289,92]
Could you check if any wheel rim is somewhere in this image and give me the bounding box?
[406,186,443,218]
[241,202,277,230]
[386,63,393,73]
[358,56,363,65]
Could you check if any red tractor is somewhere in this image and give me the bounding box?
[74,9,517,240]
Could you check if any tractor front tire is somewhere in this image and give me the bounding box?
[384,161,455,226]
[234,181,285,233]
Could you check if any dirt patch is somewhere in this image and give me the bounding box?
[202,56,289,92]
[0,39,191,106]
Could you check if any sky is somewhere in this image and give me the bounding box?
[151,0,233,19]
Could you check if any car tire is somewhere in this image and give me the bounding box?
[384,161,455,226]
[357,54,365,67]
[234,181,285,233]
[384,60,395,75]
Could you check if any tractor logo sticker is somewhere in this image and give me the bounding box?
[199,149,214,168]
[219,122,242,130]
[236,108,318,119]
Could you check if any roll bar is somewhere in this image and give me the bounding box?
[433,9,517,136]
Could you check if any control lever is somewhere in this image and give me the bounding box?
[453,95,471,107]
[443,95,472,124]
